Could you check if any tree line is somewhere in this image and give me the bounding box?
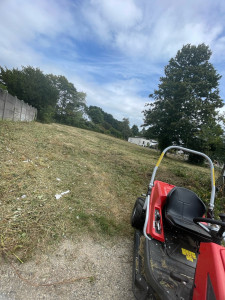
[2,43,223,163]
[0,66,140,140]
[143,43,225,163]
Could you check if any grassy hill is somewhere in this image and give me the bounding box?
[0,121,223,261]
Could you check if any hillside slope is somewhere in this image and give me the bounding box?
[0,121,218,260]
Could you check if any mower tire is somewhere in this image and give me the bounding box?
[131,197,146,230]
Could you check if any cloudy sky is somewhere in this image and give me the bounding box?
[1,0,225,127]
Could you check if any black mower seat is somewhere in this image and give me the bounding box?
[165,187,212,240]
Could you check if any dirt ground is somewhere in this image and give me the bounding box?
[0,237,135,300]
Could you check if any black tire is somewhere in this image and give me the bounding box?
[131,197,146,230]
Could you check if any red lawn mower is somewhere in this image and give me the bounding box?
[131,146,225,300]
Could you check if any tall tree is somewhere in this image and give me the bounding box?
[121,117,132,140]
[0,66,59,122]
[143,44,224,160]
[131,124,139,136]
[48,75,86,126]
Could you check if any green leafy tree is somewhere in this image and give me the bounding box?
[139,127,147,137]
[131,124,139,136]
[0,66,58,122]
[143,44,224,161]
[88,106,104,124]
[86,106,128,139]
[48,75,86,126]
[103,112,120,131]
[121,117,132,140]
[109,127,123,138]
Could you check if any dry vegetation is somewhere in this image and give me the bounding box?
[0,121,224,262]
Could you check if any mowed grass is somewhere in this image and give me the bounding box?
[0,121,224,261]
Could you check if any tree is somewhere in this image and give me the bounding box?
[86,106,124,138]
[143,44,224,161]
[131,124,139,136]
[87,106,104,124]
[0,66,58,122]
[121,118,132,140]
[48,75,86,126]
[139,127,147,137]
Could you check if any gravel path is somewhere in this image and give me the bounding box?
[0,237,135,300]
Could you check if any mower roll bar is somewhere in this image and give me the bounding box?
[143,146,216,240]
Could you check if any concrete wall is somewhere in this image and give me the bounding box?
[0,89,37,122]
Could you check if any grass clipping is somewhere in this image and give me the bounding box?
[0,121,222,261]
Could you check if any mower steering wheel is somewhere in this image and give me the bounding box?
[193,217,225,238]
[193,217,225,227]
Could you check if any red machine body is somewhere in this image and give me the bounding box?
[146,180,174,242]
[193,242,225,300]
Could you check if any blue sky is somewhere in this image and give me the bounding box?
[1,0,225,127]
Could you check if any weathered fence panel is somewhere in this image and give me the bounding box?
[0,89,37,121]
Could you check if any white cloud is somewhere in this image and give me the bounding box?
[80,0,225,62]
[92,0,142,29]
[0,0,77,68]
